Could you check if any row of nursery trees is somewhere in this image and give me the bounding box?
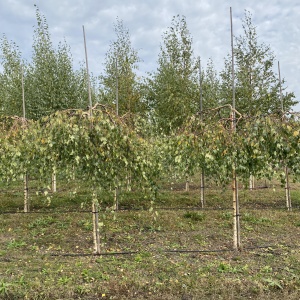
[0,7,297,127]
[1,6,299,252]
[1,106,300,251]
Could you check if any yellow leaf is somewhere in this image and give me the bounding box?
[293,130,299,137]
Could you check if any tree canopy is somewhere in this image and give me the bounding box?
[220,10,297,115]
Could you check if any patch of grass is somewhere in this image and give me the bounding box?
[221,211,232,220]
[6,239,27,249]
[243,212,272,224]
[1,176,300,299]
[0,281,12,297]
[183,211,206,221]
[77,218,93,231]
[28,216,56,229]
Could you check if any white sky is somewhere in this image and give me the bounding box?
[1,0,300,110]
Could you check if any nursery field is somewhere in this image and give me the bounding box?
[1,178,300,299]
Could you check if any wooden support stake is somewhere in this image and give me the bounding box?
[199,57,205,208]
[230,7,241,250]
[21,65,30,213]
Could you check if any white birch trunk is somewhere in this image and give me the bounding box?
[185,175,189,192]
[127,170,132,192]
[92,200,101,254]
[51,172,57,193]
[285,166,292,211]
[114,187,119,211]
[24,173,29,212]
[249,175,255,190]
[200,171,205,208]
[233,170,240,250]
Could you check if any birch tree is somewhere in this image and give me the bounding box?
[0,35,24,116]
[220,10,297,115]
[100,18,144,120]
[26,5,88,119]
[147,15,199,134]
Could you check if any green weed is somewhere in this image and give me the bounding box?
[28,216,55,229]
[243,213,271,224]
[0,281,12,296]
[183,211,205,221]
[7,239,27,249]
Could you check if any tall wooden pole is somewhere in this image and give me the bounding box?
[82,25,93,117]
[83,26,100,253]
[115,58,119,116]
[278,61,284,113]
[22,65,26,120]
[115,58,120,210]
[199,57,205,208]
[21,65,29,213]
[278,61,292,210]
[230,7,240,250]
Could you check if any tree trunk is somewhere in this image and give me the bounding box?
[232,169,240,250]
[114,187,119,211]
[185,175,189,192]
[127,170,132,192]
[92,200,101,254]
[24,173,29,212]
[285,166,292,211]
[249,175,255,190]
[51,172,57,193]
[200,171,205,208]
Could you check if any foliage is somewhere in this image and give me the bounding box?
[146,15,199,134]
[0,107,159,197]
[0,6,92,120]
[100,18,144,121]
[0,35,24,116]
[160,108,300,186]
[25,6,88,119]
[2,108,300,196]
[201,58,221,109]
[220,10,297,115]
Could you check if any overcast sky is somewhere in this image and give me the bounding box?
[1,0,300,110]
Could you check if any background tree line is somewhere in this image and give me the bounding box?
[0,6,297,132]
